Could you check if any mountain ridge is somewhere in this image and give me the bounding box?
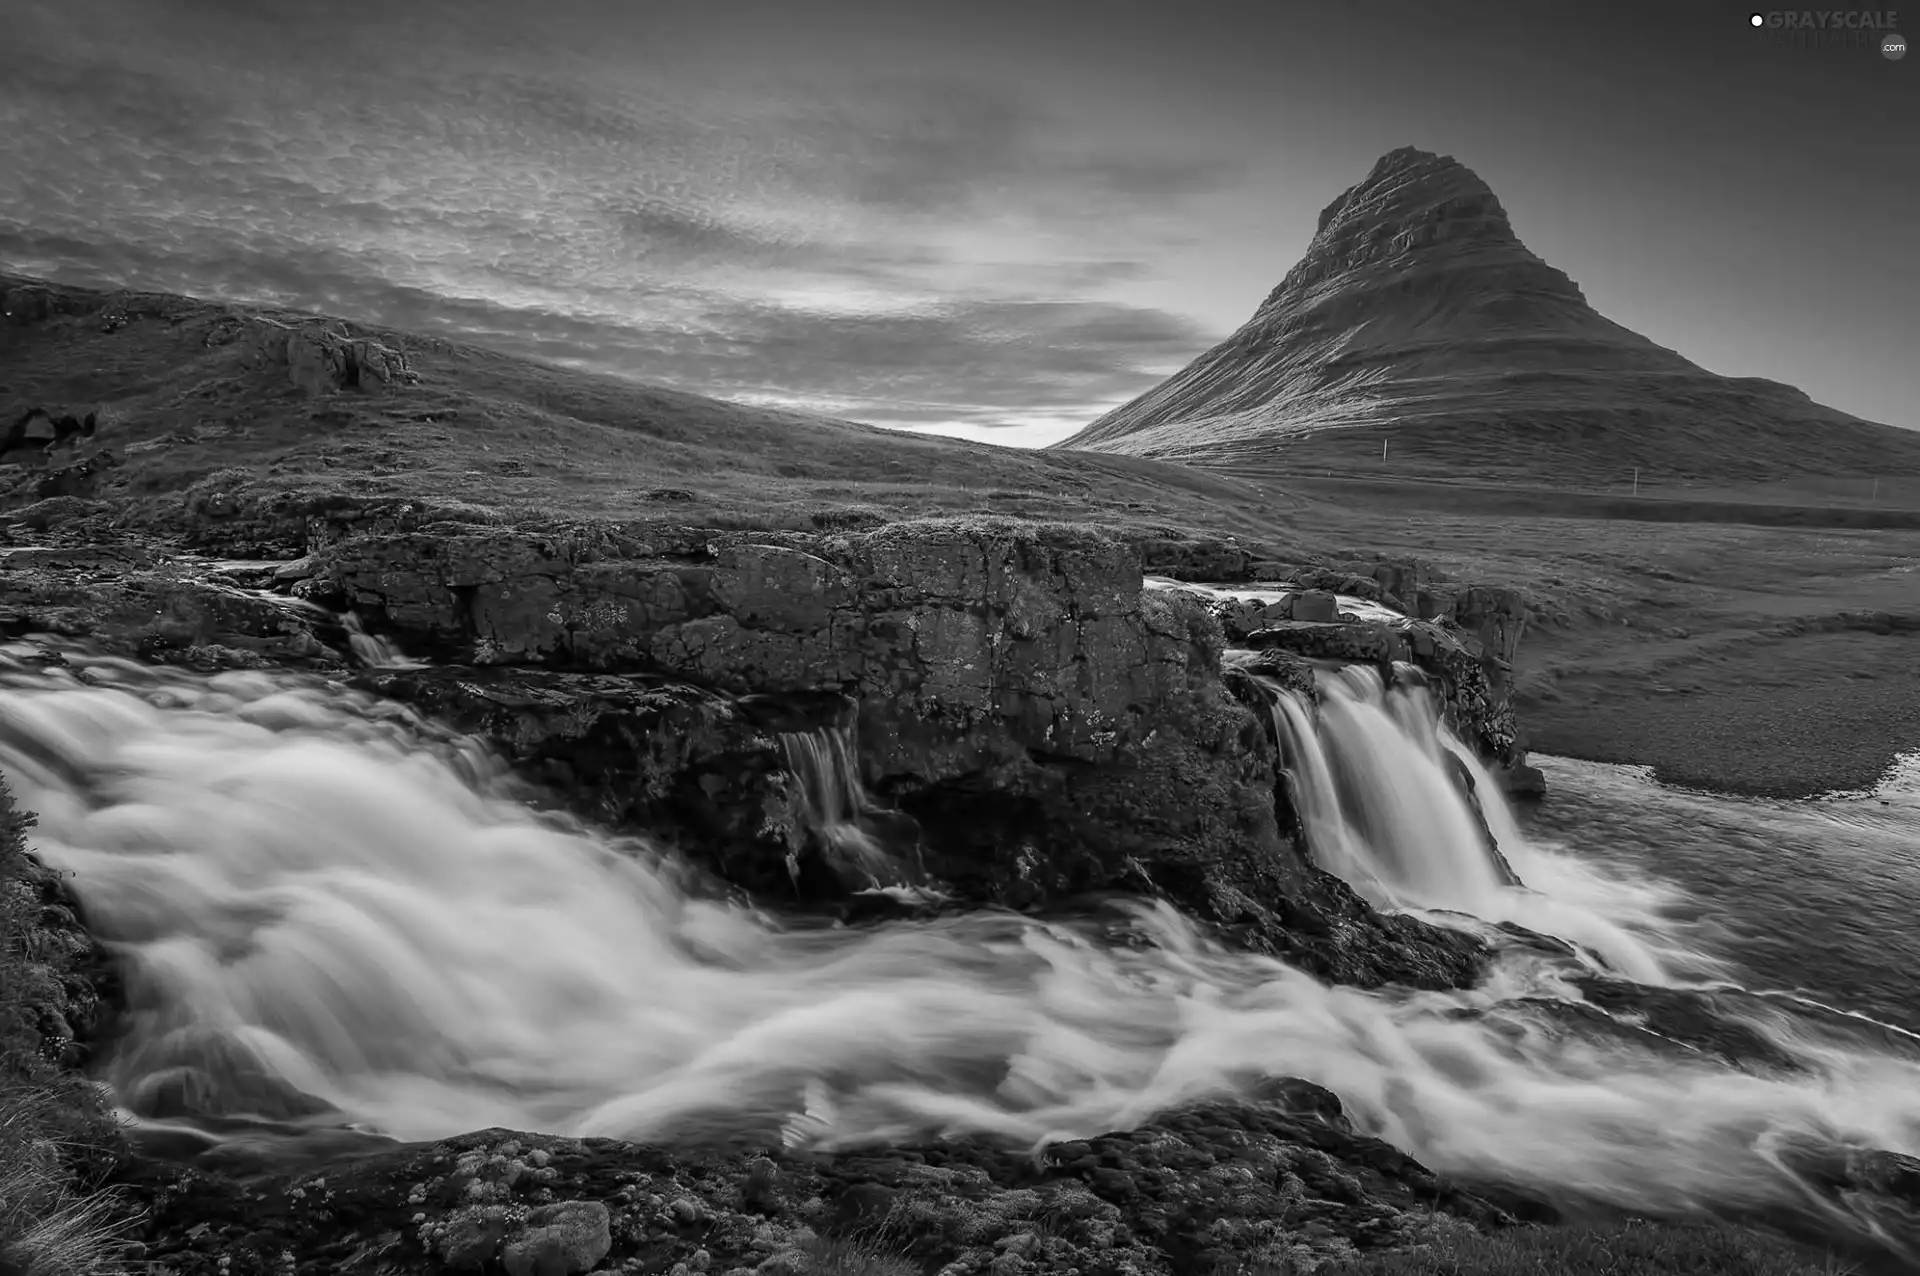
[1054,147,1920,482]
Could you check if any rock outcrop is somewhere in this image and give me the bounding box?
[0,518,1489,991]
[111,1086,1530,1276]
[309,517,1483,987]
[1053,146,1920,485]
[1148,556,1541,794]
[1235,618,1521,770]
[219,315,419,395]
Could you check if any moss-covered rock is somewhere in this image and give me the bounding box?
[111,1086,1529,1276]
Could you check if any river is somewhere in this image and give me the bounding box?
[3,639,1917,1260]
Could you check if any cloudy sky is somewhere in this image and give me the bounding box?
[2,0,1914,443]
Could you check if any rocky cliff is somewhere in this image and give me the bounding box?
[305,516,1490,987]
[1055,147,1920,485]
[0,516,1493,992]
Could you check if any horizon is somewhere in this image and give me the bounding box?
[2,0,1914,445]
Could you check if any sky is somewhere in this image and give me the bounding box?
[1,0,1914,445]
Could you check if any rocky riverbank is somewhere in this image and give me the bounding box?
[1,507,1546,990]
[0,499,1591,1274]
[113,1086,1538,1276]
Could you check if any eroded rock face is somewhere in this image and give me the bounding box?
[311,517,1483,987]
[315,519,1216,766]
[0,518,1489,989]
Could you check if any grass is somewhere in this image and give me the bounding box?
[785,1236,920,1276]
[763,1216,1858,1276]
[0,271,1291,548]
[0,777,133,1276]
[1296,1220,1857,1275]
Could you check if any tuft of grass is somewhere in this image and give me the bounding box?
[0,775,135,1276]
[1291,1220,1858,1276]
[787,1236,920,1276]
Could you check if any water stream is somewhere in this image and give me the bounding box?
[3,639,1918,1256]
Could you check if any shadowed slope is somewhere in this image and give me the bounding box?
[1055,146,1920,485]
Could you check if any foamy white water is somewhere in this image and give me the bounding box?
[341,612,427,670]
[4,641,1920,1254]
[1234,658,1694,985]
[1143,575,1405,623]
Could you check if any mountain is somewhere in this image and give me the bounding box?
[1054,147,1920,486]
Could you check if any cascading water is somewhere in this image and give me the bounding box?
[1235,654,1687,985]
[777,727,919,891]
[6,640,1920,1259]
[341,612,425,670]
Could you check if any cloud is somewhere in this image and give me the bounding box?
[0,0,1245,440]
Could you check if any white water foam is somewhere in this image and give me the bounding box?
[1143,575,1407,624]
[342,612,426,670]
[3,643,1919,1252]
[1233,658,1697,986]
[778,726,923,893]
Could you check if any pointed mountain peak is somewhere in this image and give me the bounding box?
[1052,148,1920,483]
[1261,146,1531,314]
[1317,147,1508,236]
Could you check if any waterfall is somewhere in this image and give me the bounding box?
[8,641,1920,1259]
[342,612,425,670]
[1236,655,1672,980]
[778,726,920,891]
[1242,658,1514,910]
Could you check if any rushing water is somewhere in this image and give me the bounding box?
[777,727,924,893]
[4,640,1920,1258]
[1233,659,1689,986]
[1522,753,1920,1034]
[341,612,426,670]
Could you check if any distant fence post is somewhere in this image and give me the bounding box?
[1382,438,1389,463]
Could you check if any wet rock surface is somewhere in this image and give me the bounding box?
[1237,617,1521,773]
[0,540,343,671]
[349,665,837,898]
[112,1087,1529,1276]
[303,516,1493,986]
[0,517,1492,993]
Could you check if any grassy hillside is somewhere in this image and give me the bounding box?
[0,272,1301,547]
[3,268,1916,799]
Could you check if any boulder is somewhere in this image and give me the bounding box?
[245,317,417,395]
[1372,560,1457,619]
[1292,568,1386,602]
[1453,585,1529,681]
[499,1201,612,1276]
[1290,589,1340,622]
[1202,592,1292,642]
